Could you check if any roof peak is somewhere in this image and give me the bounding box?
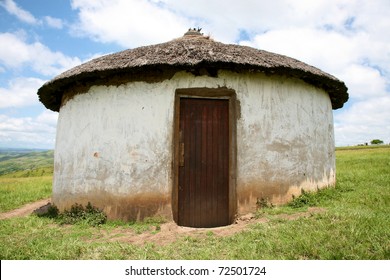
[184,28,203,37]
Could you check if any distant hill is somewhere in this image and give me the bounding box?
[0,149,54,176]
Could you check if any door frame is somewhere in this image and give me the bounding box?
[172,87,237,226]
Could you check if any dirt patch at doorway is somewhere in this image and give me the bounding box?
[0,200,325,246]
[93,207,325,246]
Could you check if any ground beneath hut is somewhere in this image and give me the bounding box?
[0,200,325,246]
[101,208,325,246]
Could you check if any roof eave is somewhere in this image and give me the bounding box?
[38,63,348,112]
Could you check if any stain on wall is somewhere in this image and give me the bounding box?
[53,190,172,221]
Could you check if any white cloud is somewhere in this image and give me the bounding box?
[335,96,390,146]
[44,16,64,29]
[0,77,45,109]
[0,32,82,76]
[239,27,357,74]
[0,0,39,25]
[158,0,369,42]
[0,111,57,149]
[70,0,191,47]
[339,64,387,100]
[240,27,389,102]
[36,110,58,127]
[0,32,35,68]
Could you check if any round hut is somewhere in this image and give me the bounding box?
[37,29,348,227]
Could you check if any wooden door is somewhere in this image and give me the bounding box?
[178,98,229,227]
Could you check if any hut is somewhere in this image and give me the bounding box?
[37,29,348,227]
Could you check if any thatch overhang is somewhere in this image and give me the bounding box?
[38,33,348,112]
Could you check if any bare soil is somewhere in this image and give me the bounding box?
[0,200,325,246]
[93,208,325,246]
[0,198,51,220]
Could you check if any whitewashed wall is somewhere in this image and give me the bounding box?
[53,71,335,220]
[233,73,335,212]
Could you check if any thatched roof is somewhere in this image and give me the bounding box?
[38,32,348,111]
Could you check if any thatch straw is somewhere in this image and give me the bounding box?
[37,34,348,111]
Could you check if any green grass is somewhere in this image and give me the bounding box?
[0,150,54,212]
[335,144,389,151]
[0,216,167,259]
[0,166,53,178]
[0,176,52,212]
[0,146,389,259]
[0,149,54,176]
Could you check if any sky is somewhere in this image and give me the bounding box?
[0,0,389,149]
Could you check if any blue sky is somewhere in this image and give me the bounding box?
[0,0,389,149]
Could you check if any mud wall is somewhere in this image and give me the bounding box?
[53,71,335,220]
[234,73,335,214]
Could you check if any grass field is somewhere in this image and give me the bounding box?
[0,150,53,212]
[0,176,52,212]
[0,146,389,259]
[0,149,53,176]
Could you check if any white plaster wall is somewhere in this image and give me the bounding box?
[232,73,335,208]
[54,81,176,218]
[53,70,335,218]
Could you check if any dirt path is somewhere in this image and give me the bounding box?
[0,198,50,220]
